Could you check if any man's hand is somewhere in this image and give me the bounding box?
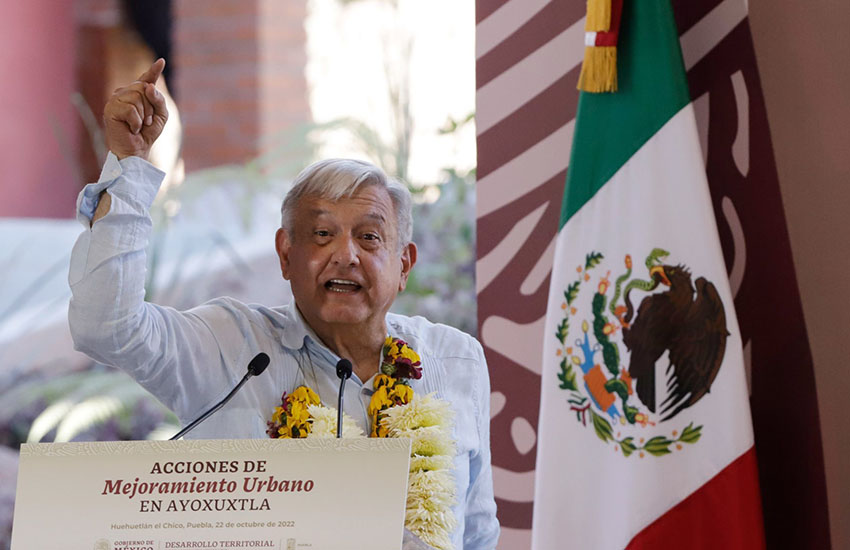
[103,58,169,161]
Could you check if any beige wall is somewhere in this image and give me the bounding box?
[749,1,850,547]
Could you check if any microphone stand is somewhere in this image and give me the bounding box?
[335,359,353,438]
[170,352,270,440]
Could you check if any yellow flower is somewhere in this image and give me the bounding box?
[368,386,392,417]
[288,400,310,425]
[370,410,390,437]
[382,337,397,359]
[399,345,420,364]
[390,384,413,405]
[374,374,395,389]
[271,406,285,424]
[291,386,320,406]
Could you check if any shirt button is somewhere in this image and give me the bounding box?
[111,169,120,178]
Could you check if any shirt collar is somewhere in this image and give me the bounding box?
[279,301,401,373]
[279,301,322,351]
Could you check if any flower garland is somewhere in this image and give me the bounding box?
[368,336,421,437]
[266,337,457,550]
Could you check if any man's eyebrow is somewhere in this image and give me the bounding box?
[306,208,387,224]
[308,208,332,220]
[362,212,387,224]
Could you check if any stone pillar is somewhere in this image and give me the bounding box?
[0,1,78,218]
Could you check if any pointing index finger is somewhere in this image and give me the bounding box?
[137,58,166,85]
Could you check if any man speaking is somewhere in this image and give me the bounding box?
[68,59,499,549]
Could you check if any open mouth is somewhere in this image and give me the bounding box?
[324,279,362,293]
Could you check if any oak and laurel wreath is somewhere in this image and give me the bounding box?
[555,251,704,458]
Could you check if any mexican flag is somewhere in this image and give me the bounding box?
[532,1,765,548]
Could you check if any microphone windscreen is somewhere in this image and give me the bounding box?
[247,352,270,376]
[336,358,353,379]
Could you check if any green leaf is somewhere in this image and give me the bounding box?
[678,423,703,444]
[620,437,637,457]
[585,252,604,270]
[556,318,569,345]
[565,282,580,305]
[604,378,629,402]
[590,410,614,443]
[568,395,587,407]
[558,358,578,391]
[644,436,673,456]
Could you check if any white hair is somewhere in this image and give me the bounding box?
[280,159,413,248]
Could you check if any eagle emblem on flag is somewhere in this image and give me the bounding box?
[555,248,729,457]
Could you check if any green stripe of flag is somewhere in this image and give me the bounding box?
[560,0,692,229]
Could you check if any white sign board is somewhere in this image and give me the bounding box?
[12,438,411,550]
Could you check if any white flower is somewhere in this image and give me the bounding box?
[383,393,453,433]
[409,454,454,472]
[406,471,457,550]
[287,390,457,549]
[305,404,365,438]
[384,394,457,550]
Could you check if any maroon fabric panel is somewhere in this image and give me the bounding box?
[672,0,724,35]
[474,0,588,532]
[477,0,584,88]
[476,0,514,24]
[677,10,832,548]
[477,67,580,180]
[478,173,566,531]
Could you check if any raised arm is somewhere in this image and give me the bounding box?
[92,59,168,225]
[69,60,251,423]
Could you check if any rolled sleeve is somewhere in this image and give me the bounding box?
[76,152,164,224]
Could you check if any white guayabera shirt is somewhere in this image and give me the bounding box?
[68,153,500,550]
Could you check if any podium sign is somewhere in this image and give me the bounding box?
[12,438,411,550]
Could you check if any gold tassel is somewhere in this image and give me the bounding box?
[577,46,617,93]
[585,0,611,32]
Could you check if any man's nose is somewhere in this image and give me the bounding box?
[331,235,359,265]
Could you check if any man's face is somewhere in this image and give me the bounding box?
[275,185,416,335]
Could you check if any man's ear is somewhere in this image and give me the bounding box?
[398,242,417,292]
[275,228,293,280]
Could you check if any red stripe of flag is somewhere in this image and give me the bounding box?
[628,448,766,550]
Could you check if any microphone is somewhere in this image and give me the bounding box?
[335,359,352,438]
[170,352,270,440]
